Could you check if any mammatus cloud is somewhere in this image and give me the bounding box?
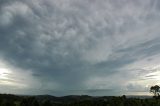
[0,0,160,95]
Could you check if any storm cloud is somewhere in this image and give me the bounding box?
[0,0,160,96]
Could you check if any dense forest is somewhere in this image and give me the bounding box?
[0,94,159,106]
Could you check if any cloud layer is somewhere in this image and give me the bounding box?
[0,0,160,95]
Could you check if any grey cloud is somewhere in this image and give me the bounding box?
[116,37,160,63]
[0,0,160,95]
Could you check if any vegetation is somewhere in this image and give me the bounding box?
[150,85,160,97]
[0,94,157,106]
[0,86,160,106]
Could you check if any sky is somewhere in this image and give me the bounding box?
[0,0,160,96]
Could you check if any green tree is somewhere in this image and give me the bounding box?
[1,100,16,106]
[42,100,52,106]
[150,85,160,97]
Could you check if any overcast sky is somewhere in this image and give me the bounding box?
[0,0,160,96]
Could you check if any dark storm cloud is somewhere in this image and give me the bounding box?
[0,0,95,91]
[1,0,160,95]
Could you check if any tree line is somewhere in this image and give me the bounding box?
[0,85,159,106]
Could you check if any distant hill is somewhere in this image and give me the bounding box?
[0,93,156,106]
